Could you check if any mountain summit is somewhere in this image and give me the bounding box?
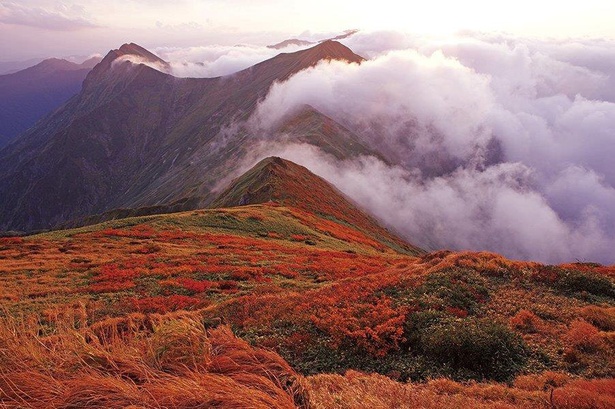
[83,43,170,91]
[93,42,170,72]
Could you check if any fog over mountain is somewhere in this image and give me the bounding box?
[230,31,615,264]
[1,30,613,264]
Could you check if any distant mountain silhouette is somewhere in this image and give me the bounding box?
[0,57,102,148]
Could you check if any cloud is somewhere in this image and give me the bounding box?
[244,31,615,264]
[111,55,170,74]
[0,1,99,31]
[251,48,496,174]
[155,43,311,78]
[238,142,614,264]
[152,30,357,78]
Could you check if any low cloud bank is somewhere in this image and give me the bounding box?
[246,31,615,264]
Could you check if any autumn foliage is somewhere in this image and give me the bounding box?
[0,205,614,407]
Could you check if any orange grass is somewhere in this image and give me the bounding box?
[0,312,307,409]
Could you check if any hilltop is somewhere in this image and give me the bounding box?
[212,157,422,255]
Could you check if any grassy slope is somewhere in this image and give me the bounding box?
[1,206,614,408]
[211,157,424,256]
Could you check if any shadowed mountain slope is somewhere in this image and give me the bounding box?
[0,41,366,232]
[276,105,385,161]
[0,57,101,147]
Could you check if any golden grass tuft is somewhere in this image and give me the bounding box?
[579,305,615,331]
[0,313,307,409]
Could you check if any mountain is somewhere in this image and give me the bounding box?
[268,39,314,50]
[273,105,384,161]
[57,106,381,230]
[0,57,44,75]
[0,41,367,232]
[0,57,102,148]
[212,157,423,255]
[321,29,359,42]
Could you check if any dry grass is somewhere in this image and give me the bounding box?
[306,371,615,409]
[0,313,307,409]
[306,371,545,409]
[1,311,613,409]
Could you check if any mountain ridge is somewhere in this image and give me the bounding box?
[0,41,370,232]
[212,156,423,255]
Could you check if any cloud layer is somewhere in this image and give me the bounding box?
[246,31,615,264]
[0,1,98,31]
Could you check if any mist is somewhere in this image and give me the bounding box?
[155,44,308,78]
[244,31,615,264]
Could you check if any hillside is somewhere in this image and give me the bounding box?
[0,41,367,233]
[212,157,422,255]
[0,57,101,148]
[0,199,613,407]
[1,35,613,409]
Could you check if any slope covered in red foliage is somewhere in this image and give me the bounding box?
[212,156,423,255]
[0,202,613,407]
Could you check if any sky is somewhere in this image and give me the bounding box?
[1,0,615,60]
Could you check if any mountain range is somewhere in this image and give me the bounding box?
[267,29,359,49]
[0,41,374,234]
[1,37,614,409]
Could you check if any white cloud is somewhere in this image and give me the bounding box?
[154,43,312,78]
[245,32,615,264]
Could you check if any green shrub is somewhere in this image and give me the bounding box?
[403,309,449,348]
[419,317,527,381]
[555,270,615,299]
[416,268,490,314]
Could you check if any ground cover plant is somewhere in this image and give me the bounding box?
[1,205,614,408]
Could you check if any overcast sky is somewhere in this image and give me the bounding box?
[1,0,615,60]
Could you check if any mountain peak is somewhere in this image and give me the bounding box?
[116,43,168,66]
[83,42,169,90]
[212,157,423,255]
[94,42,168,72]
[267,38,314,50]
[293,40,364,65]
[23,58,81,74]
[242,40,364,85]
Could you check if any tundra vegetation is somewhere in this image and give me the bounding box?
[1,204,613,408]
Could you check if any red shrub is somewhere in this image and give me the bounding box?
[565,319,603,353]
[446,307,468,318]
[553,379,615,409]
[289,235,308,242]
[510,309,542,333]
[130,295,203,313]
[177,278,216,294]
[309,295,407,357]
